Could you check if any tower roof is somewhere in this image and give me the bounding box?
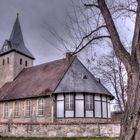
[0,14,34,59]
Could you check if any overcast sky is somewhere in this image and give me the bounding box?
[0,0,80,65]
[0,0,134,66]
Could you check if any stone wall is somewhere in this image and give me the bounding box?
[111,111,122,123]
[0,122,120,137]
[55,118,112,124]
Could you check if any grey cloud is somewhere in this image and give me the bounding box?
[0,0,77,64]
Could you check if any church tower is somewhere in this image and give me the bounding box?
[0,14,34,88]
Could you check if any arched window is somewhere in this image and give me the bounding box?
[38,98,45,116]
[3,59,5,65]
[14,101,20,117]
[25,60,28,67]
[7,57,9,64]
[25,100,31,117]
[20,58,22,65]
[4,103,9,117]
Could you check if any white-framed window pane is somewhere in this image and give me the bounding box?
[65,94,74,110]
[38,98,45,116]
[75,100,84,117]
[108,102,111,118]
[95,101,101,118]
[94,95,101,101]
[102,102,107,118]
[65,111,74,117]
[85,94,93,110]
[86,111,93,117]
[102,96,106,101]
[57,94,64,100]
[57,100,64,118]
[75,94,84,99]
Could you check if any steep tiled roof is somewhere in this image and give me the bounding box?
[0,15,34,59]
[0,56,114,101]
[0,57,75,101]
[55,58,113,99]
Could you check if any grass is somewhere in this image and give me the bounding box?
[0,137,118,140]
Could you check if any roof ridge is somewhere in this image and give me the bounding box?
[23,58,66,70]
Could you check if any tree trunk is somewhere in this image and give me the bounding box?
[120,71,140,140]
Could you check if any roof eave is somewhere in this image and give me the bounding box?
[0,49,35,60]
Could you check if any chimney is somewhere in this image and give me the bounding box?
[66,52,73,61]
[96,78,101,83]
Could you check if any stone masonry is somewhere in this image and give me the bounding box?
[0,123,120,137]
[0,97,52,123]
[0,52,33,88]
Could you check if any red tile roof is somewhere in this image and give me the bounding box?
[0,57,75,101]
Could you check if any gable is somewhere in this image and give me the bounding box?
[54,58,112,97]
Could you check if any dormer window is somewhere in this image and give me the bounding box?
[83,75,88,79]
[3,45,9,52]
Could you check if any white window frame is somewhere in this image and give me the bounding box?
[65,94,74,110]
[25,100,32,117]
[38,98,45,116]
[85,94,93,110]
[14,101,20,117]
[4,103,9,118]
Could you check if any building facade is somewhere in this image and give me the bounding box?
[0,15,116,137]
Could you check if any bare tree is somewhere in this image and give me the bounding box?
[71,0,140,139]
[93,51,127,112]
[43,0,140,139]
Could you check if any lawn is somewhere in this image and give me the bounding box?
[0,137,118,140]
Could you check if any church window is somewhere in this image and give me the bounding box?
[85,94,93,110]
[14,102,20,117]
[2,59,5,65]
[25,61,28,67]
[38,98,45,116]
[20,58,22,65]
[7,57,9,64]
[25,100,32,117]
[4,103,9,117]
[65,94,74,110]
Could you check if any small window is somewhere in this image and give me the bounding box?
[25,100,31,117]
[38,98,45,116]
[14,102,20,117]
[20,58,22,65]
[3,59,5,65]
[85,94,93,110]
[25,61,28,67]
[65,94,74,110]
[7,57,9,64]
[4,103,9,117]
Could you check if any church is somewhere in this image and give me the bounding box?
[0,15,116,137]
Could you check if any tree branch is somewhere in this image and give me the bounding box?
[74,25,107,52]
[84,4,99,9]
[97,0,131,72]
[73,35,110,55]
